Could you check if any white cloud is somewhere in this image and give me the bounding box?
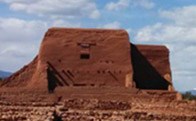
[160,6,196,27]
[135,6,196,44]
[100,21,121,29]
[126,28,133,35]
[0,18,47,71]
[52,20,81,28]
[135,23,196,43]
[0,17,82,72]
[106,0,130,11]
[1,0,100,19]
[138,0,155,9]
[106,0,155,11]
[135,6,196,91]
[0,18,125,73]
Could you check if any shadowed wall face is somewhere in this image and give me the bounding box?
[47,67,58,93]
[131,44,171,90]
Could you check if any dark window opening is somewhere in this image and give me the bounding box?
[80,53,90,59]
[73,84,87,86]
[90,84,95,86]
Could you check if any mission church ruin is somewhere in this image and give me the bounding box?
[1,28,174,92]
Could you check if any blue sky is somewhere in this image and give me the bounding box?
[0,0,196,91]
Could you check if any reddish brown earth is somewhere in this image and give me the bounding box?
[0,28,195,120]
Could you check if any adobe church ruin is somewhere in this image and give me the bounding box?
[2,28,196,121]
[1,28,173,92]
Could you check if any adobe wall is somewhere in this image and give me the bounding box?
[136,45,171,77]
[131,44,172,90]
[29,28,133,89]
[1,56,38,87]
[1,28,173,91]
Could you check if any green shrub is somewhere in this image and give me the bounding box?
[182,92,196,100]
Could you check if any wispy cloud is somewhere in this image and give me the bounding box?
[1,0,100,19]
[0,17,47,71]
[105,0,155,11]
[99,21,121,29]
[135,5,196,91]
[160,5,196,27]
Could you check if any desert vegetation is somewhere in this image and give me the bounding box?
[182,92,196,100]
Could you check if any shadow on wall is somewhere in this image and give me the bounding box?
[131,44,170,90]
[47,66,65,93]
[47,61,71,93]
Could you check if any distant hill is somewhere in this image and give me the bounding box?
[190,89,196,95]
[0,70,12,78]
[181,89,196,100]
[182,89,196,96]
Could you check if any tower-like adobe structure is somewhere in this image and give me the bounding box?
[1,28,173,91]
[34,28,133,89]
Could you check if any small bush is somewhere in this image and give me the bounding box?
[182,92,196,100]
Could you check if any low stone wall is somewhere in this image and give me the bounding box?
[0,88,195,121]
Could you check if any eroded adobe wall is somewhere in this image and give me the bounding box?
[1,56,38,87]
[131,44,172,90]
[30,28,133,89]
[1,28,173,91]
